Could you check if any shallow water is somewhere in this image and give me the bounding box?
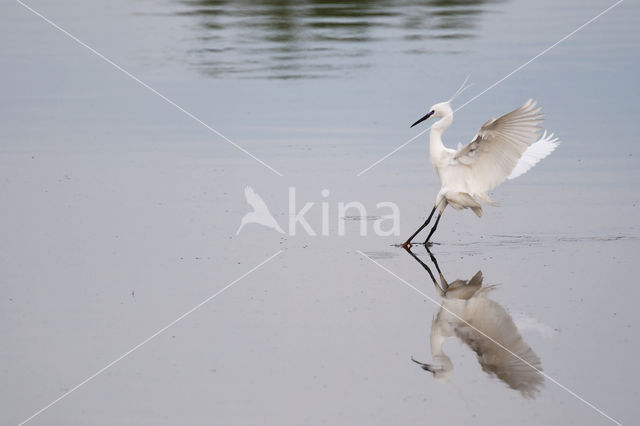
[1,0,639,425]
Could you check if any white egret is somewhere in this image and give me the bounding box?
[402,82,559,247]
[406,248,544,398]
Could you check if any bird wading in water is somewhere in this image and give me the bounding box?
[403,81,559,248]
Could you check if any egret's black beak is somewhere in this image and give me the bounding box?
[411,110,434,128]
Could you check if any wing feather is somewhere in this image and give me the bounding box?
[453,99,545,194]
[455,299,544,398]
[507,131,560,179]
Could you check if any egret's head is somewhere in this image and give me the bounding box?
[410,77,471,128]
[410,102,453,128]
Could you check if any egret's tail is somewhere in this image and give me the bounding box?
[446,192,483,218]
[475,192,497,206]
[470,205,482,218]
[508,130,560,180]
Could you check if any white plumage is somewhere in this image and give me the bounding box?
[508,130,560,180]
[405,250,544,398]
[430,282,544,398]
[403,92,560,247]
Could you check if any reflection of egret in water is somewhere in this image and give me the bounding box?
[174,0,506,78]
[405,247,544,398]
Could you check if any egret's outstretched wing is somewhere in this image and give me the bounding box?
[507,131,559,180]
[453,99,544,194]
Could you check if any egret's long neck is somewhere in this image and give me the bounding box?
[429,113,453,164]
[430,310,454,360]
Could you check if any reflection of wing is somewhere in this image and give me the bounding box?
[453,99,544,194]
[455,299,544,398]
[445,270,484,300]
[245,186,271,214]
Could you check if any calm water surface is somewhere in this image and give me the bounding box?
[1,0,639,425]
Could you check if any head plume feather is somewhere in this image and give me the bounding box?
[448,75,473,104]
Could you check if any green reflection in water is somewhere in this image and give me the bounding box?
[175,0,506,79]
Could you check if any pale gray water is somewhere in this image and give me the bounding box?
[1,0,639,425]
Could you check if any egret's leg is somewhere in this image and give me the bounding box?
[402,205,437,248]
[424,204,447,245]
[425,246,448,291]
[403,245,444,294]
